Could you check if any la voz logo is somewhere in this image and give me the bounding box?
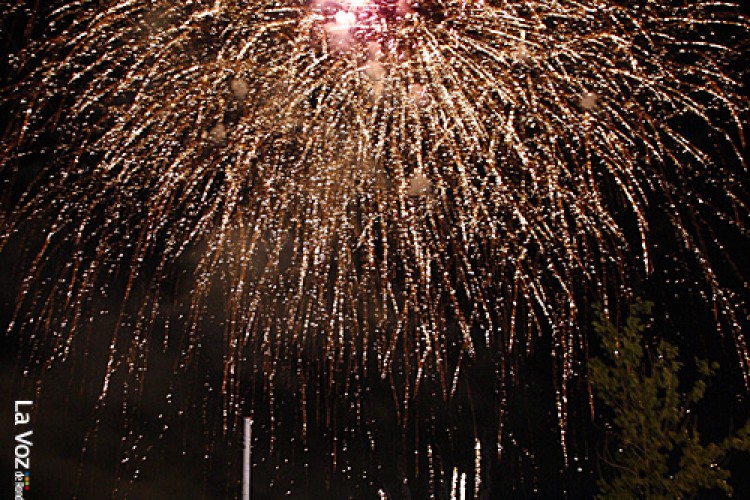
[14,401,33,499]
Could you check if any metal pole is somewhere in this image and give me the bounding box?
[243,417,252,500]
[451,467,458,500]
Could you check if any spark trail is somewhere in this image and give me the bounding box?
[1,0,748,493]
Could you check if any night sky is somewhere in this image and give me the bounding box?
[2,1,750,499]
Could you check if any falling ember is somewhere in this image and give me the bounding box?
[208,122,228,143]
[407,171,431,197]
[579,92,598,111]
[231,78,250,101]
[1,0,748,496]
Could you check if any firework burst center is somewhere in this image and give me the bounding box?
[315,0,419,50]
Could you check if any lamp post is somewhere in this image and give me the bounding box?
[243,418,252,500]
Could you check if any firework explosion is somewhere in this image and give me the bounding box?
[1,0,748,495]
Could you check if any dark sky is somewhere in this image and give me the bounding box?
[2,1,750,499]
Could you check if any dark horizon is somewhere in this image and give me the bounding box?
[2,0,750,498]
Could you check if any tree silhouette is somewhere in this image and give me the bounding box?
[589,301,750,499]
